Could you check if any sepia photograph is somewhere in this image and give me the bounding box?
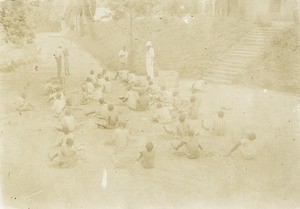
[0,0,300,208]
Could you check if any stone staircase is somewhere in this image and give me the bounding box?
[203,26,287,84]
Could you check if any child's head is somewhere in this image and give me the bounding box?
[66,98,72,106]
[99,98,105,105]
[178,114,186,123]
[64,109,71,116]
[105,76,109,81]
[94,83,101,89]
[146,142,153,152]
[107,104,114,111]
[66,138,74,147]
[102,69,107,75]
[173,90,179,97]
[118,121,126,129]
[21,92,27,99]
[218,111,224,118]
[187,129,195,137]
[90,70,94,75]
[54,86,61,92]
[247,132,256,141]
[97,73,102,79]
[156,103,162,109]
[62,126,70,135]
[190,96,196,103]
[127,85,132,91]
[138,91,144,96]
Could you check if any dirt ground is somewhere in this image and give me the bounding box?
[0,33,300,209]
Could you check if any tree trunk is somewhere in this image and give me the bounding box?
[128,12,134,71]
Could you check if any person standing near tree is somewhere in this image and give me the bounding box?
[54,45,63,78]
[63,47,70,76]
[118,46,128,70]
[145,41,154,79]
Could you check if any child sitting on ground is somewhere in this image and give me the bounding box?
[85,98,108,118]
[48,137,77,168]
[188,96,200,119]
[48,86,65,102]
[226,132,257,160]
[57,109,76,132]
[138,142,155,169]
[159,86,173,104]
[163,114,190,139]
[201,110,225,136]
[44,80,54,95]
[172,130,203,159]
[92,83,103,101]
[96,104,119,129]
[152,103,172,124]
[88,70,97,85]
[120,86,139,110]
[103,76,112,93]
[15,92,37,111]
[137,91,149,111]
[96,73,104,87]
[53,93,66,116]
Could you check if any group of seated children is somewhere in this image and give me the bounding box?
[81,70,112,104]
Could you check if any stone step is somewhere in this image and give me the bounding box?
[217,61,246,68]
[217,58,247,64]
[215,65,245,72]
[206,71,236,79]
[210,69,240,76]
[203,76,232,84]
[228,52,258,59]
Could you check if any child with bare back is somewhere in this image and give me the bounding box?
[152,103,172,124]
[96,104,119,129]
[201,110,225,136]
[226,132,257,160]
[172,130,203,159]
[138,142,155,169]
[53,92,66,115]
[56,109,76,132]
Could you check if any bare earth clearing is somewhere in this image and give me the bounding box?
[0,33,300,209]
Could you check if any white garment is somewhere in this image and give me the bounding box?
[146,47,154,79]
[240,138,256,159]
[53,99,66,115]
[127,90,139,110]
[62,115,76,131]
[86,82,94,94]
[153,107,172,124]
[93,88,103,101]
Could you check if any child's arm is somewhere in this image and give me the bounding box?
[226,141,241,156]
[201,120,210,132]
